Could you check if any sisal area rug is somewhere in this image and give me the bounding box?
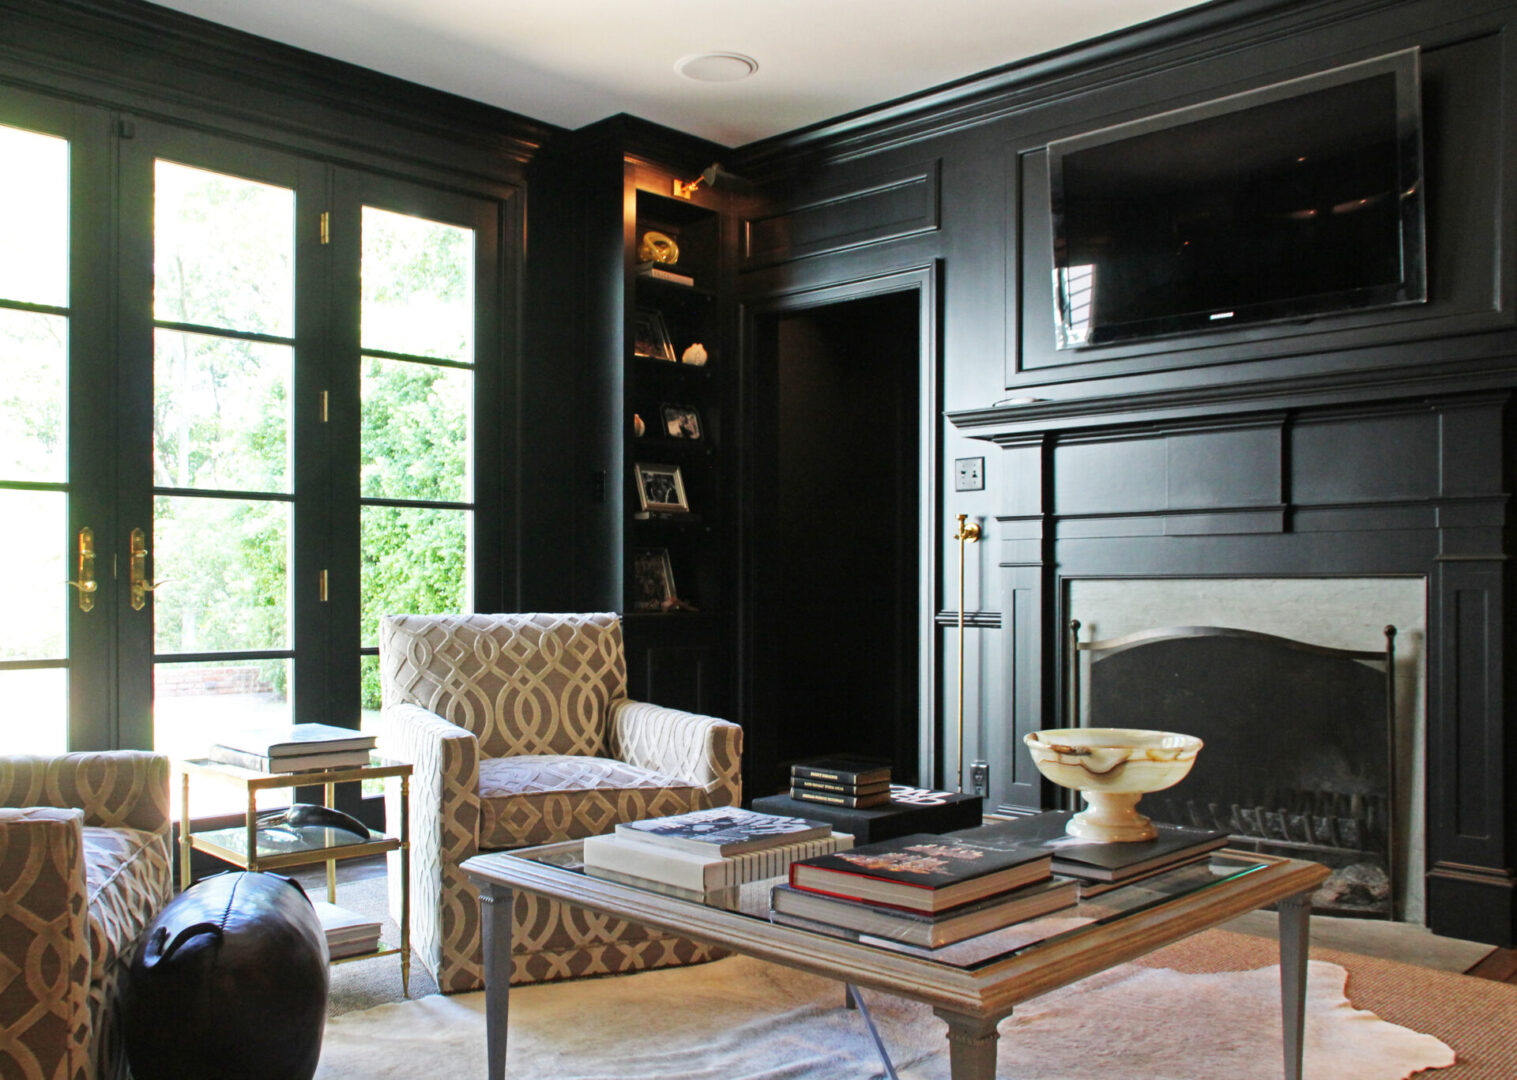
[315,936,1460,1080]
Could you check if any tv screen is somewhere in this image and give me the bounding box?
[1049,49,1425,349]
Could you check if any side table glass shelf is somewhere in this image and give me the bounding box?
[176,756,412,995]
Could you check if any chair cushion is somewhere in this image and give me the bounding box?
[477,755,705,850]
[82,825,173,981]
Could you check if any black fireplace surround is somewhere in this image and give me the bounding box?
[951,392,1515,946]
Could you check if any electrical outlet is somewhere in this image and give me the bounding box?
[954,456,984,492]
[970,760,989,797]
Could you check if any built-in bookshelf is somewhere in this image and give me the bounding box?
[625,188,727,619]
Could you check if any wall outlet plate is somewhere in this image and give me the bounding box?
[955,457,985,491]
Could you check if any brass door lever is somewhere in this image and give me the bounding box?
[65,526,97,612]
[129,527,169,611]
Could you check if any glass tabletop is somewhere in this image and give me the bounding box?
[511,843,1275,972]
[192,822,381,859]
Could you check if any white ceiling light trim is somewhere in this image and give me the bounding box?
[675,52,759,83]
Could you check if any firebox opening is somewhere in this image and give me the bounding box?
[1066,577,1426,923]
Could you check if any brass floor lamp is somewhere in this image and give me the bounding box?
[953,513,981,793]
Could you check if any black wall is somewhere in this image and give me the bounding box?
[729,0,1517,944]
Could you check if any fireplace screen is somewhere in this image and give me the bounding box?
[1070,624,1397,918]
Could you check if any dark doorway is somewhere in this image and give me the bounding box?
[747,291,921,797]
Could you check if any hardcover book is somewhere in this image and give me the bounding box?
[583,831,853,894]
[311,901,382,960]
[790,784,892,809]
[790,756,892,787]
[788,834,1051,913]
[615,807,831,857]
[209,745,374,774]
[947,812,1229,883]
[787,776,893,797]
[769,876,1077,948]
[214,722,377,757]
[635,261,696,286]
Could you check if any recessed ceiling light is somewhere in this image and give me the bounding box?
[675,53,759,83]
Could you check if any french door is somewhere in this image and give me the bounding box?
[0,96,503,773]
[0,91,114,752]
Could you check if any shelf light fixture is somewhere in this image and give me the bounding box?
[673,162,753,200]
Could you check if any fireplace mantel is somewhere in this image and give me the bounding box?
[952,390,1516,946]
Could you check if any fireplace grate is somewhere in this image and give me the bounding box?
[1073,623,1398,918]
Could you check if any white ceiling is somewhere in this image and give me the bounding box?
[144,0,1206,147]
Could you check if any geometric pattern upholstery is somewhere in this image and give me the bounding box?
[0,752,173,1080]
[0,807,89,1080]
[380,612,628,759]
[378,613,742,993]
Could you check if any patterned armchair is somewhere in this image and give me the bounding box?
[0,752,173,1080]
[378,612,742,993]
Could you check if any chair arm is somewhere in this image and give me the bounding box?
[378,703,482,861]
[608,700,742,807]
[0,752,170,836]
[0,808,91,1080]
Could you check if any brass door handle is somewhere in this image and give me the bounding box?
[129,527,169,611]
[65,526,97,612]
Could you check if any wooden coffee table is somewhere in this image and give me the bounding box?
[462,844,1327,1080]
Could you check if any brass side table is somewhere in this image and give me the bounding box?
[176,756,412,995]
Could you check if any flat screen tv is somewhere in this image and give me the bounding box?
[1049,49,1425,349]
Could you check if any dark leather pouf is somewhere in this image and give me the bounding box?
[124,871,330,1080]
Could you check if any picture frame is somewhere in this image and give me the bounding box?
[661,403,702,440]
[634,462,689,513]
[629,548,677,612]
[632,307,676,362]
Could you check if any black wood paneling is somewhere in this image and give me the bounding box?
[1292,411,1441,504]
[729,0,1517,943]
[965,395,1512,942]
[741,161,940,270]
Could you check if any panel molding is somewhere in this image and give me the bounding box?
[740,161,940,269]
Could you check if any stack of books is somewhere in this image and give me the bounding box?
[310,900,383,960]
[772,833,1078,948]
[790,756,892,809]
[210,723,377,773]
[582,807,853,900]
[946,811,1230,889]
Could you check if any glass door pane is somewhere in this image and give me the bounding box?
[0,123,72,754]
[357,206,476,735]
[150,160,297,765]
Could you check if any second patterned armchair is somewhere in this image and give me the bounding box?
[378,612,742,993]
[0,751,173,1080]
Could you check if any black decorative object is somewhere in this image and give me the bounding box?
[124,871,330,1080]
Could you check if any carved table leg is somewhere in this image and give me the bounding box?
[480,882,514,1080]
[1278,890,1312,1080]
[934,1009,1000,1080]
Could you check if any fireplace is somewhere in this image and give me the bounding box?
[951,394,1516,945]
[1067,578,1424,919]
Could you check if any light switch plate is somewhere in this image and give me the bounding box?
[954,457,985,491]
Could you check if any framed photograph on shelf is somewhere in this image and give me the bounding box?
[661,403,702,440]
[632,308,676,362]
[634,462,689,513]
[630,548,677,612]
